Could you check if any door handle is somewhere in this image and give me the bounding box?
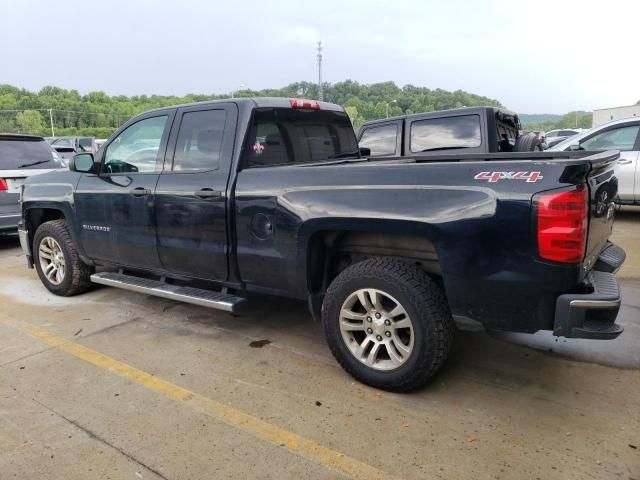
[195,188,222,199]
[618,159,633,165]
[130,187,152,197]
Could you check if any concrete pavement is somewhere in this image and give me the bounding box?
[0,209,638,479]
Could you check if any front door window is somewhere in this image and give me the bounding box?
[104,116,168,173]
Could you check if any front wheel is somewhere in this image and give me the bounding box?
[33,220,94,296]
[322,258,454,392]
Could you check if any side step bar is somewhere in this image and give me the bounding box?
[90,272,246,313]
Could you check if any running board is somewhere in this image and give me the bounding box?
[90,272,246,313]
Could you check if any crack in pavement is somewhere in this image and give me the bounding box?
[80,316,146,339]
[31,398,171,480]
[0,347,54,369]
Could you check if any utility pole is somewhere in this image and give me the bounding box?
[48,109,55,137]
[317,41,323,102]
[386,100,397,119]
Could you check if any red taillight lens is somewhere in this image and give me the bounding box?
[536,185,588,264]
[0,179,7,191]
[290,98,320,109]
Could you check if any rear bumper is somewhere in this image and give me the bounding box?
[0,213,21,231]
[554,243,625,340]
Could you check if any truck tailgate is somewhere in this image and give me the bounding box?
[584,151,619,271]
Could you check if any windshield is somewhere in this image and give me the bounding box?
[52,138,74,148]
[245,108,359,167]
[0,138,65,170]
[78,137,94,151]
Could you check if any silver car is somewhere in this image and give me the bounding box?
[550,118,640,205]
[545,128,583,149]
[0,134,65,232]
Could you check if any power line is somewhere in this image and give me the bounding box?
[0,108,131,118]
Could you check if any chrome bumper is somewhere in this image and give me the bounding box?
[18,227,33,268]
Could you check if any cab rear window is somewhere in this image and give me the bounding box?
[245,108,359,167]
[0,138,64,170]
[410,115,481,152]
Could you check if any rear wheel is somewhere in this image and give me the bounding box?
[322,257,454,392]
[34,220,93,296]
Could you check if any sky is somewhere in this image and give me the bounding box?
[1,0,638,114]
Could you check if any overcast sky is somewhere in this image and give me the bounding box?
[1,0,638,114]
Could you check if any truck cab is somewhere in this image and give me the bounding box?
[357,106,522,157]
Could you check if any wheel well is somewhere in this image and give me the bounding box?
[25,208,66,244]
[307,230,441,294]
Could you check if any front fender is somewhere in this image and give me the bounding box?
[22,171,87,262]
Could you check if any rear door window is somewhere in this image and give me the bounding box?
[246,108,358,167]
[359,124,398,156]
[0,138,64,169]
[410,115,481,152]
[171,109,227,171]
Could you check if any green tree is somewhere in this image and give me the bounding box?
[16,110,44,134]
[0,81,594,138]
[345,105,365,129]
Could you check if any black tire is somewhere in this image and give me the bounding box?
[322,257,455,392]
[33,220,94,296]
[514,133,538,152]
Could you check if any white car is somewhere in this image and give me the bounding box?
[545,128,583,148]
[550,118,640,205]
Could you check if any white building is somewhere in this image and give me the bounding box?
[592,104,640,127]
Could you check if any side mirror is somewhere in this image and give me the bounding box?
[70,153,95,173]
[359,147,371,157]
[568,141,581,151]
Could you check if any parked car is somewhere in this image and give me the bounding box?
[1,134,65,233]
[19,98,625,391]
[545,129,582,148]
[356,106,545,158]
[51,136,98,154]
[550,118,640,205]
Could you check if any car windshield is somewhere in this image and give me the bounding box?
[0,138,65,170]
[52,138,74,148]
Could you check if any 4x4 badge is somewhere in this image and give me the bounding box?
[474,171,543,183]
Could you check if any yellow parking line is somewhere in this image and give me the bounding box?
[0,314,397,480]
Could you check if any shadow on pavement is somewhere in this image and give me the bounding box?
[0,233,20,250]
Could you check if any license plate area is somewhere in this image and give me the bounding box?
[5,178,24,193]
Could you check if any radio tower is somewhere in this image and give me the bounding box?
[317,41,323,101]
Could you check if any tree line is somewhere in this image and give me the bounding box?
[1,82,634,138]
[0,81,502,137]
[522,111,593,132]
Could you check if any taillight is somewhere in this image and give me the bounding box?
[535,185,588,264]
[290,98,320,109]
[0,179,7,191]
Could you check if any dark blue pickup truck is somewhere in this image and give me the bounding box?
[18,98,625,391]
